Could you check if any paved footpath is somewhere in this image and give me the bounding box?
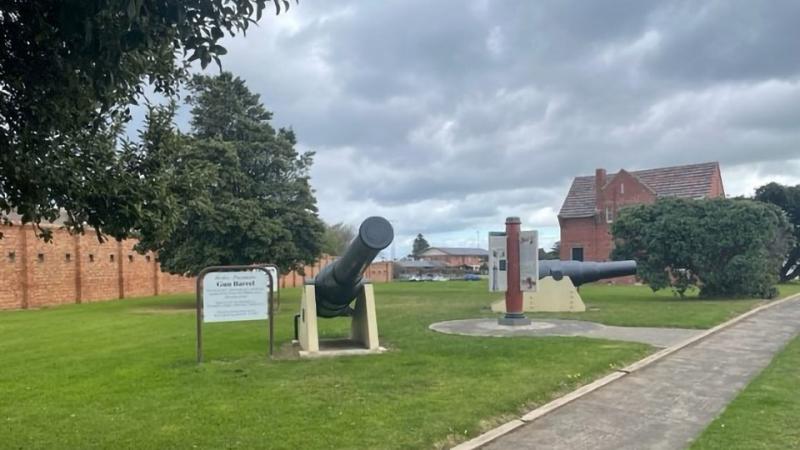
[481,296,800,450]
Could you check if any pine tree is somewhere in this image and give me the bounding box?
[412,234,430,259]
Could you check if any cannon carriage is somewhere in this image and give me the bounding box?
[295,216,393,356]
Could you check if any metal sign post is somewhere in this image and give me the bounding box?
[196,264,279,363]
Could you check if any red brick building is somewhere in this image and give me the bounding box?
[417,247,488,270]
[558,162,725,262]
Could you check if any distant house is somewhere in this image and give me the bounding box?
[417,247,488,270]
[393,259,449,279]
[395,259,449,270]
[558,162,725,263]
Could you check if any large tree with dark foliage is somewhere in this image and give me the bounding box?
[0,0,293,240]
[755,182,800,281]
[611,197,793,299]
[134,72,323,275]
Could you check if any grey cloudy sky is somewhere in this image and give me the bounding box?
[150,0,800,257]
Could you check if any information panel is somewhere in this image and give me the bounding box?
[519,230,539,292]
[488,232,508,292]
[202,271,269,323]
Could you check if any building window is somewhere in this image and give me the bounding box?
[620,183,624,194]
[571,247,584,262]
[110,254,115,263]
[37,253,44,262]
[145,255,151,263]
[89,254,95,262]
[7,252,15,262]
[128,255,134,262]
[605,207,614,223]
[65,253,71,262]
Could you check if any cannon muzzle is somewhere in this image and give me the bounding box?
[538,260,636,286]
[314,216,394,318]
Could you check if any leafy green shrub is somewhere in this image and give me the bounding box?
[611,198,793,298]
[755,182,800,282]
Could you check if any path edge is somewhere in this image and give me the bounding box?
[451,292,800,450]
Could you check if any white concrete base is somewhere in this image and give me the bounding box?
[297,283,381,357]
[351,283,380,350]
[298,284,320,353]
[491,276,586,313]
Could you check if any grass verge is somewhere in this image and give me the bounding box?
[690,332,800,449]
[527,283,800,329]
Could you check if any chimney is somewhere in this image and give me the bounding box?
[595,168,606,212]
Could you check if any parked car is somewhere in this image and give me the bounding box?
[463,273,480,281]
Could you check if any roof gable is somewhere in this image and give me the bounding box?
[559,162,722,218]
[603,169,656,195]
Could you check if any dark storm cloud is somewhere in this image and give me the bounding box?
[154,0,800,252]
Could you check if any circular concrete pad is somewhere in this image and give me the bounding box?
[430,319,703,348]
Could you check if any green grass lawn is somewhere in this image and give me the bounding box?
[528,283,800,329]
[690,332,800,449]
[0,281,796,449]
[0,282,647,449]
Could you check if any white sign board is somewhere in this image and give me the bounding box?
[202,271,269,323]
[489,232,507,292]
[488,230,539,292]
[519,230,538,292]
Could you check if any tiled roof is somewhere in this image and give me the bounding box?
[422,247,489,257]
[558,162,721,218]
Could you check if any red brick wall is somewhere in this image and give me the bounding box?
[365,261,394,283]
[158,272,196,295]
[120,240,157,298]
[601,171,658,217]
[28,228,79,307]
[0,227,25,309]
[559,216,608,261]
[709,167,725,198]
[0,225,163,309]
[79,235,121,302]
[0,225,393,310]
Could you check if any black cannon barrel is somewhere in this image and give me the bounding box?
[314,216,394,318]
[538,260,637,286]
